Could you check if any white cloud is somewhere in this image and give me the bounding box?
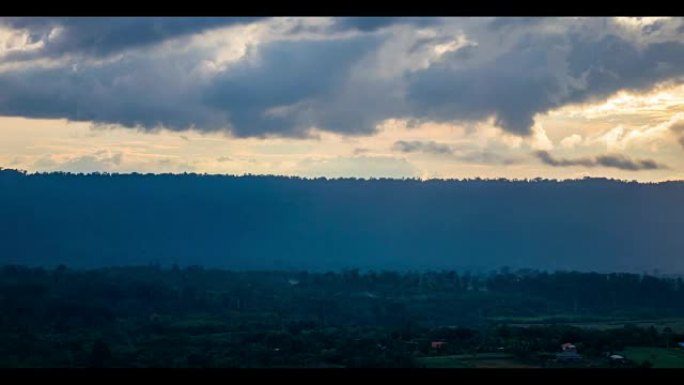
[591,113,684,152]
[0,26,43,55]
[530,124,554,151]
[560,134,583,149]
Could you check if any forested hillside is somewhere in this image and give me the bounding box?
[1,169,683,272]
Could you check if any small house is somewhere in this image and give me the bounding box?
[556,343,582,362]
[431,341,447,349]
[561,343,577,352]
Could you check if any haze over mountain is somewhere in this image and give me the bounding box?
[1,169,682,273]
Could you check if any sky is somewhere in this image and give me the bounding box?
[1,16,684,181]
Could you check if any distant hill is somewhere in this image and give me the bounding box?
[1,169,683,273]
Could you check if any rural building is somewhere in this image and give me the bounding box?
[556,342,582,362]
[431,341,447,349]
[561,342,577,352]
[608,354,626,367]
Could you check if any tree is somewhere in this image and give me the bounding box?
[88,340,112,367]
[54,264,67,283]
[664,327,673,349]
[639,360,653,369]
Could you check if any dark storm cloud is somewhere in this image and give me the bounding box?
[202,35,387,137]
[406,42,556,134]
[0,33,385,136]
[0,17,683,138]
[563,36,684,104]
[596,155,663,171]
[487,17,547,31]
[0,17,264,61]
[330,17,439,32]
[0,62,231,132]
[393,140,453,155]
[535,151,667,171]
[405,32,684,135]
[535,151,596,167]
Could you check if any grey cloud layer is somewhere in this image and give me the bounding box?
[329,17,440,32]
[406,24,684,134]
[393,140,519,165]
[535,151,667,171]
[0,17,264,61]
[0,17,683,138]
[393,140,454,155]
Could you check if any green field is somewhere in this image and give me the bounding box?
[416,356,471,368]
[494,317,684,334]
[620,347,684,368]
[567,320,684,333]
[417,353,541,368]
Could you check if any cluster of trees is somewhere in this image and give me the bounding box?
[2,265,684,367]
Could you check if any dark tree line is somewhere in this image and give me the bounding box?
[1,265,684,367]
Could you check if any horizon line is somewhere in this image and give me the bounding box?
[2,166,683,185]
